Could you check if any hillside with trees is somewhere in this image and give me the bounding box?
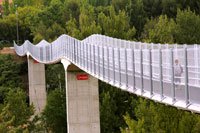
[0,0,200,132]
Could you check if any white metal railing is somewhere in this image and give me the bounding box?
[14,34,200,113]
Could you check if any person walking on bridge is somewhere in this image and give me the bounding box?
[174,59,183,89]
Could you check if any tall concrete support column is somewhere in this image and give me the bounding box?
[62,59,100,133]
[28,57,46,114]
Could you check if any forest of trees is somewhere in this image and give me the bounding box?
[0,0,200,132]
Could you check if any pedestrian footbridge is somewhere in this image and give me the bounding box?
[14,34,200,132]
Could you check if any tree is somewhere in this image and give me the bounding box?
[46,22,66,42]
[37,0,64,27]
[0,89,45,132]
[143,0,162,18]
[79,4,102,39]
[175,8,200,44]
[0,14,17,42]
[128,0,147,38]
[141,15,176,43]
[98,6,136,40]
[4,89,34,126]
[63,0,80,22]
[100,91,117,133]
[99,82,137,133]
[120,113,145,133]
[45,64,65,91]
[0,55,25,88]
[66,3,102,39]
[66,17,80,38]
[42,89,67,133]
[2,0,10,16]
[0,89,35,132]
[161,0,179,18]
[111,0,129,11]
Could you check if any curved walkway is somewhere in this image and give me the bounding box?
[14,34,200,113]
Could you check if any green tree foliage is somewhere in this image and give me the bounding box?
[161,0,178,18]
[0,6,40,42]
[4,89,34,126]
[0,89,35,132]
[99,82,138,133]
[141,15,176,43]
[89,0,111,6]
[128,0,147,38]
[0,14,17,42]
[45,64,65,91]
[79,5,102,39]
[0,89,45,132]
[66,3,101,39]
[66,17,80,38]
[46,23,66,42]
[143,0,162,18]
[63,0,80,22]
[121,98,200,133]
[42,89,67,133]
[175,8,200,44]
[98,6,136,40]
[38,0,64,27]
[100,91,117,133]
[2,0,10,16]
[120,113,145,133]
[111,0,129,11]
[0,87,9,104]
[0,55,25,88]
[33,22,65,43]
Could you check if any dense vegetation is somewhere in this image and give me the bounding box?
[0,0,200,132]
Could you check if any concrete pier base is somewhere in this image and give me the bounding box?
[28,57,46,114]
[62,60,100,133]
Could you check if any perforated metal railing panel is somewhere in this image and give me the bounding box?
[14,34,200,113]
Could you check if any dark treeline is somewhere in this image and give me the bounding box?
[0,0,200,132]
[0,0,200,44]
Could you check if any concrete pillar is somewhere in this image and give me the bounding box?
[62,59,100,133]
[28,57,46,114]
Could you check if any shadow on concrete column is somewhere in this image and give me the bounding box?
[62,59,100,133]
[28,57,46,114]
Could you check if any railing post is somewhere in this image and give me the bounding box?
[102,46,105,80]
[67,38,69,59]
[90,44,92,73]
[125,48,128,88]
[74,39,75,62]
[194,44,198,85]
[84,43,87,69]
[78,41,81,66]
[159,48,164,99]
[86,43,89,71]
[112,47,115,84]
[140,48,144,94]
[93,45,96,75]
[107,46,110,81]
[149,49,153,96]
[118,48,121,86]
[71,38,73,60]
[98,46,100,78]
[184,45,190,106]
[50,44,52,61]
[80,42,82,67]
[132,49,135,91]
[170,48,176,102]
